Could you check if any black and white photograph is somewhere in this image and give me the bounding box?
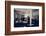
[14,8,39,27]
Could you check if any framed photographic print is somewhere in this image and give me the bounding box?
[5,1,45,35]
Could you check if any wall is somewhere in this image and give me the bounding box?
[0,0,46,36]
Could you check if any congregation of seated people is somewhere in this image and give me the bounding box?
[14,16,39,27]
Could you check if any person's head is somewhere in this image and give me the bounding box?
[32,16,36,19]
[35,15,39,19]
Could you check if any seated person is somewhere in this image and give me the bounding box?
[31,16,39,26]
